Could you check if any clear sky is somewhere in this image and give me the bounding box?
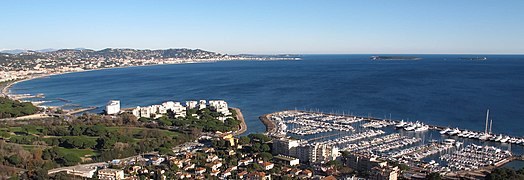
[1,0,523,54]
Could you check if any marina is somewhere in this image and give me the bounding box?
[262,110,524,175]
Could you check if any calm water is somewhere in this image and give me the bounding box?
[12,55,524,136]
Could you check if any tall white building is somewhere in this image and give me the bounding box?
[294,144,339,164]
[106,100,120,115]
[198,100,207,110]
[272,138,300,156]
[186,101,198,110]
[209,100,231,116]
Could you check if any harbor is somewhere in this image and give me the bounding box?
[261,110,524,176]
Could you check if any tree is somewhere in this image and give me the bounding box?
[59,154,81,166]
[239,136,250,145]
[8,154,22,166]
[261,144,270,152]
[259,152,273,161]
[426,172,442,180]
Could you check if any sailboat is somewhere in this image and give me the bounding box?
[478,109,492,141]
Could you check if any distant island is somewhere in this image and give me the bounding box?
[370,56,423,60]
[458,57,488,61]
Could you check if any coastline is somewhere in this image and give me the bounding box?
[231,107,247,136]
[1,57,299,102]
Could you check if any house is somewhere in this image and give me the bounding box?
[206,155,219,162]
[149,157,165,166]
[301,169,313,178]
[177,173,191,179]
[222,169,232,178]
[247,171,271,180]
[195,167,206,174]
[196,174,205,179]
[322,175,337,180]
[238,158,254,166]
[211,170,220,176]
[183,164,195,171]
[290,168,302,176]
[238,171,248,179]
[274,155,300,166]
[97,168,124,180]
[129,166,142,174]
[262,162,274,170]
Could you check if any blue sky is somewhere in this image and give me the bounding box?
[1,0,523,54]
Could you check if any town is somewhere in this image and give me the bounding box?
[0,48,299,84]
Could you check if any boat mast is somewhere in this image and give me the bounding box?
[489,119,493,134]
[485,109,490,134]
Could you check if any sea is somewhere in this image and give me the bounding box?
[11,55,524,137]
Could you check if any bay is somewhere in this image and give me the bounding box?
[12,55,524,136]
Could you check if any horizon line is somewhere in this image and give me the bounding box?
[1,48,523,55]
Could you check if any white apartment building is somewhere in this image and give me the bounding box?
[272,138,300,156]
[186,101,198,110]
[294,144,339,164]
[105,100,120,115]
[98,168,124,180]
[209,100,231,116]
[198,100,207,110]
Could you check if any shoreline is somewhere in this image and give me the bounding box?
[1,57,299,102]
[231,107,247,136]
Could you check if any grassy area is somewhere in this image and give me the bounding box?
[57,147,97,157]
[107,126,180,138]
[19,145,97,157]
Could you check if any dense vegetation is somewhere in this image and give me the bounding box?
[151,108,241,132]
[0,97,39,118]
[0,107,239,179]
[486,167,524,180]
[0,114,196,179]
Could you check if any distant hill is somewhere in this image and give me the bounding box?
[0,48,224,62]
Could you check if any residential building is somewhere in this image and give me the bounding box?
[198,100,206,110]
[105,100,120,115]
[186,101,198,110]
[272,138,299,156]
[274,155,300,166]
[98,168,124,180]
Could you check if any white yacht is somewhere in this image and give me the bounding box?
[448,128,461,135]
[395,120,407,128]
[415,125,429,132]
[440,127,451,134]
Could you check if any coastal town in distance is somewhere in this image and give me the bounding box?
[2,1,524,180]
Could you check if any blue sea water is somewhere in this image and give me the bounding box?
[11,55,524,136]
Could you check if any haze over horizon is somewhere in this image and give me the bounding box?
[1,0,523,54]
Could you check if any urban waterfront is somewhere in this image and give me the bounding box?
[11,55,524,138]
